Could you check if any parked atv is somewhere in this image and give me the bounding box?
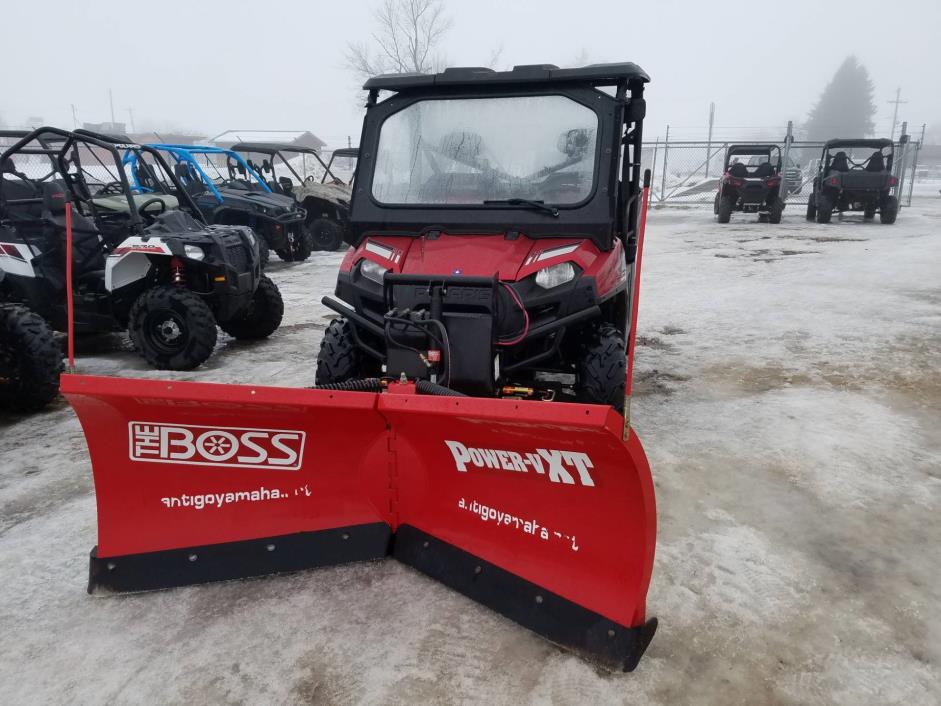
[316,63,650,411]
[232,142,356,251]
[806,138,898,224]
[0,269,62,412]
[0,128,283,370]
[714,144,785,223]
[137,145,309,263]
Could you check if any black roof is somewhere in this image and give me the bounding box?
[330,147,359,158]
[363,62,649,91]
[231,141,320,155]
[728,144,780,154]
[824,138,893,149]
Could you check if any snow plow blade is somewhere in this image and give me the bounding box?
[62,375,656,670]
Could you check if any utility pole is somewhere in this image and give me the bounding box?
[109,89,116,126]
[705,102,715,179]
[887,87,907,141]
[660,124,670,202]
[71,104,79,128]
[126,108,136,133]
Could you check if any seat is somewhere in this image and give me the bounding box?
[865,151,885,172]
[39,182,106,275]
[728,162,748,179]
[827,151,849,174]
[175,164,206,196]
[752,162,773,178]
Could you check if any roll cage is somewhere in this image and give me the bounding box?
[818,138,894,177]
[350,63,649,252]
[323,147,359,185]
[724,144,782,175]
[0,127,204,234]
[231,142,343,187]
[142,145,272,204]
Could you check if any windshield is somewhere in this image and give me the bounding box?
[371,95,599,206]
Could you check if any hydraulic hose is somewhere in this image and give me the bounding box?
[314,377,465,397]
[415,380,466,397]
[314,378,383,392]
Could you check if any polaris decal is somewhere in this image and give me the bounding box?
[444,440,595,487]
[111,242,171,256]
[129,422,305,470]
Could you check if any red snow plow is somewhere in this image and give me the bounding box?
[60,63,659,671]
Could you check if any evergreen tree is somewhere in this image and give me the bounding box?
[804,56,876,141]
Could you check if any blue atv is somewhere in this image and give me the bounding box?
[126,145,310,265]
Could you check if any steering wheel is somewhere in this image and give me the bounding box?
[137,198,167,223]
[304,175,318,184]
[97,181,124,196]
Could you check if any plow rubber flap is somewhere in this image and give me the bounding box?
[61,374,392,593]
[383,395,657,671]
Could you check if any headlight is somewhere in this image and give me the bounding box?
[360,259,388,284]
[534,262,575,289]
[183,244,206,261]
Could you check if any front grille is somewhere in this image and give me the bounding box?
[225,243,249,271]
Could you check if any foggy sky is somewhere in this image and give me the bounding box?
[3,0,938,147]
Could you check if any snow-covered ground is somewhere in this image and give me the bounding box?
[1,196,939,705]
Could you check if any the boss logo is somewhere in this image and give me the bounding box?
[129,422,305,470]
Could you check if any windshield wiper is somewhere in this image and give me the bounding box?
[483,198,559,217]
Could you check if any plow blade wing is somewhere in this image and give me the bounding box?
[62,374,392,593]
[382,395,657,671]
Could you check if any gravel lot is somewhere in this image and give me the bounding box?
[1,195,939,705]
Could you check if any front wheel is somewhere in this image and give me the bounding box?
[315,318,377,385]
[880,195,899,224]
[576,324,626,413]
[309,218,343,251]
[219,275,284,340]
[257,236,270,269]
[128,286,218,370]
[0,305,62,412]
[274,230,312,263]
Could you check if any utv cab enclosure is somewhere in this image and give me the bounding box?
[231,142,353,251]
[140,145,309,262]
[806,138,898,224]
[714,144,785,223]
[317,62,649,409]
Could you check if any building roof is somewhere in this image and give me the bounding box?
[211,130,326,150]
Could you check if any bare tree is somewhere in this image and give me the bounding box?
[347,0,452,79]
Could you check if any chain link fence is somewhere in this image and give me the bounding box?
[642,132,922,208]
[0,128,927,209]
